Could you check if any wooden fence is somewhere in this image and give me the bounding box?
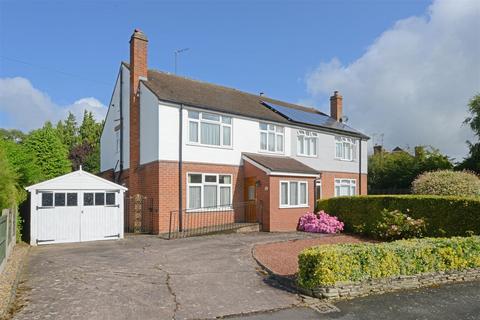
[0,208,16,274]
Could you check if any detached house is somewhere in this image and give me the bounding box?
[100,29,368,234]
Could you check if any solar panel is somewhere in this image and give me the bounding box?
[262,102,362,135]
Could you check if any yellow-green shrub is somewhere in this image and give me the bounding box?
[298,236,480,288]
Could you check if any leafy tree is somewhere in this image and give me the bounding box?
[79,111,102,145]
[458,94,480,173]
[0,128,26,142]
[0,146,19,208]
[0,139,43,190]
[23,124,71,180]
[368,146,453,193]
[56,112,79,150]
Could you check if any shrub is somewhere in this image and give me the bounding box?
[298,236,480,288]
[317,195,480,237]
[412,170,480,197]
[298,211,344,234]
[371,209,425,241]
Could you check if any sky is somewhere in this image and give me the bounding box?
[0,0,479,161]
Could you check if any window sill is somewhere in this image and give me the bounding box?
[186,142,233,150]
[297,154,318,158]
[186,206,234,213]
[258,149,285,155]
[279,205,309,209]
[334,157,356,162]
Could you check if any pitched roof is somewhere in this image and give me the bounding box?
[122,62,368,138]
[242,153,319,176]
[26,168,128,191]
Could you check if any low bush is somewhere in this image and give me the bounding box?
[412,170,480,197]
[298,236,480,288]
[370,209,425,241]
[317,195,480,238]
[298,211,344,234]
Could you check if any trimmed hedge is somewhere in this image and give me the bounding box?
[298,236,480,288]
[317,195,480,237]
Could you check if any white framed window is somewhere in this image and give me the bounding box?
[335,136,357,161]
[187,173,233,209]
[260,122,284,153]
[115,131,120,153]
[297,130,318,157]
[188,110,232,147]
[334,179,356,197]
[279,181,308,208]
[315,179,322,202]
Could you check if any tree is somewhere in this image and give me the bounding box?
[0,146,19,208]
[458,94,480,173]
[79,111,102,145]
[23,124,72,180]
[0,139,43,189]
[368,146,453,193]
[56,112,79,150]
[0,128,26,142]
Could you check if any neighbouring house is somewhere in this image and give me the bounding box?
[99,29,368,233]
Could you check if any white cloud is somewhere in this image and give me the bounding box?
[0,77,107,131]
[304,0,480,161]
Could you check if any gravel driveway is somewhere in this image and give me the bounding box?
[11,232,322,320]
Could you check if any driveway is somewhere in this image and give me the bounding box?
[11,232,320,320]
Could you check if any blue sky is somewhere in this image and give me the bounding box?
[0,0,429,105]
[1,0,479,160]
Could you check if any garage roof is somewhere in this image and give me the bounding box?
[26,168,128,191]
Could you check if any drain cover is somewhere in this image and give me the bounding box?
[308,302,340,314]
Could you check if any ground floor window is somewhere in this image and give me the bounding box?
[187,173,232,209]
[334,179,356,197]
[280,181,308,208]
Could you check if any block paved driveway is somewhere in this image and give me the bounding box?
[11,232,321,320]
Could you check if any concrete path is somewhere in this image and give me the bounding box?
[11,232,321,320]
[230,281,480,320]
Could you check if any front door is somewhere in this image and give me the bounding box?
[244,177,257,223]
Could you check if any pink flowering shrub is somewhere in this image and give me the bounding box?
[298,211,344,234]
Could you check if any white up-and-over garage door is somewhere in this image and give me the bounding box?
[26,168,127,245]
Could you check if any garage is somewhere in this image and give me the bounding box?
[26,168,127,245]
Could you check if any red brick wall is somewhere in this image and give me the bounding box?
[320,171,368,199]
[267,175,315,232]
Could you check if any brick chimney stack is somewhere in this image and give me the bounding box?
[330,91,343,122]
[129,29,148,193]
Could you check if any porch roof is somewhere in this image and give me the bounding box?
[242,153,319,177]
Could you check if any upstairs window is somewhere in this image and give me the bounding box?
[297,130,318,157]
[188,111,232,147]
[335,136,356,161]
[259,123,284,153]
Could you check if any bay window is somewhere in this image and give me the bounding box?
[334,179,356,197]
[279,181,308,208]
[335,136,356,161]
[297,130,318,157]
[187,173,232,209]
[188,111,232,147]
[260,122,284,153]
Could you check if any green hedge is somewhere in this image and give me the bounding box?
[317,195,480,237]
[298,236,480,288]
